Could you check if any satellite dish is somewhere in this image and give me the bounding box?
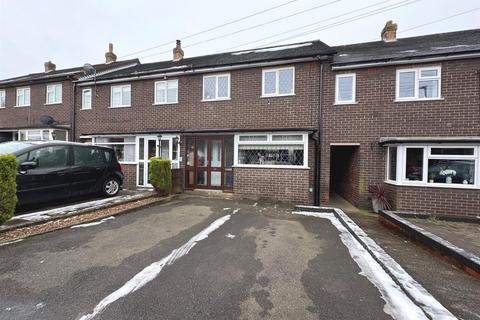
[82,63,96,75]
[40,115,56,125]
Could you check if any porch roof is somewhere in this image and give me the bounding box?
[379,136,480,145]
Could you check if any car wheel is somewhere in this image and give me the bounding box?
[102,177,120,197]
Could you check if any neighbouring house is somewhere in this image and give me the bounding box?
[0,44,138,143]
[1,25,479,215]
[74,40,335,203]
[322,25,480,216]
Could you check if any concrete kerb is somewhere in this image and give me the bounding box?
[295,205,456,320]
[380,210,480,278]
[0,193,174,235]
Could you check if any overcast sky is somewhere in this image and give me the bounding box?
[0,0,479,79]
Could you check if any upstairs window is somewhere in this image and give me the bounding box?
[203,74,230,101]
[82,88,92,110]
[111,85,131,108]
[16,87,30,107]
[46,83,62,104]
[155,79,178,104]
[0,90,5,108]
[262,67,294,96]
[396,67,441,100]
[335,73,356,104]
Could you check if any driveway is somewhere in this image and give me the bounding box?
[0,197,445,319]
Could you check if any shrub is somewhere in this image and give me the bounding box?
[149,157,172,196]
[0,154,18,223]
[368,184,392,212]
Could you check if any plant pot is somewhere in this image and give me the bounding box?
[446,176,452,184]
[371,198,384,213]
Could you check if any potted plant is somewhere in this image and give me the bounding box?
[439,168,456,184]
[368,184,392,213]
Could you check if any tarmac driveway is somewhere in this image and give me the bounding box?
[0,197,426,319]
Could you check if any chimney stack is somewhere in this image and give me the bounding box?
[44,61,56,73]
[381,20,397,42]
[173,40,184,61]
[105,43,117,64]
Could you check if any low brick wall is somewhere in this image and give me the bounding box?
[233,167,312,204]
[386,183,480,216]
[122,164,137,190]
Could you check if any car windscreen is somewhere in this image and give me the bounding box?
[0,142,34,155]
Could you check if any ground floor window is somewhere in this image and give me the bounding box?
[386,145,479,188]
[235,132,308,168]
[14,129,68,141]
[94,136,136,163]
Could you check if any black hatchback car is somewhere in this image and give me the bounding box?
[0,141,124,207]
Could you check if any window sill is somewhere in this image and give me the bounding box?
[201,98,231,102]
[109,105,131,108]
[153,102,178,106]
[394,97,444,102]
[80,108,92,111]
[334,101,358,105]
[261,93,295,98]
[384,180,479,190]
[14,105,30,108]
[233,165,309,170]
[45,102,62,106]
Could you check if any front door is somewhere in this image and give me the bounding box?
[137,137,158,187]
[186,136,233,190]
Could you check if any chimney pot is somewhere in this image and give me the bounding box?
[173,40,184,62]
[44,61,56,73]
[105,43,117,64]
[381,20,397,42]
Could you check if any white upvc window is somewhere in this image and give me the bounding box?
[16,87,30,107]
[385,144,480,189]
[396,66,441,101]
[203,74,230,101]
[93,136,136,163]
[234,132,308,168]
[0,90,5,108]
[16,129,68,141]
[154,79,178,104]
[110,84,131,108]
[46,83,62,104]
[262,67,295,97]
[82,88,92,110]
[335,73,356,104]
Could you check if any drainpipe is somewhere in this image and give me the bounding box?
[70,79,76,141]
[314,58,325,206]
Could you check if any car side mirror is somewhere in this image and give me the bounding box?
[20,161,37,172]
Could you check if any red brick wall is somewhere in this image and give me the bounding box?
[74,62,321,138]
[233,167,311,204]
[121,164,137,189]
[0,80,72,130]
[387,184,480,216]
[321,59,480,213]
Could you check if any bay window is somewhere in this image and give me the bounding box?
[396,66,441,100]
[235,133,308,168]
[386,145,479,188]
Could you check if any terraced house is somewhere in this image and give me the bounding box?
[1,24,479,215]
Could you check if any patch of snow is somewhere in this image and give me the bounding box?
[70,216,115,229]
[226,233,236,239]
[35,302,45,310]
[0,239,24,247]
[400,50,418,53]
[232,209,240,215]
[12,195,138,222]
[432,44,474,50]
[223,208,231,211]
[232,43,312,55]
[339,53,349,56]
[40,260,44,264]
[334,208,457,320]
[79,214,232,320]
[253,202,258,207]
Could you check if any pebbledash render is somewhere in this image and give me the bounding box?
[1,22,480,215]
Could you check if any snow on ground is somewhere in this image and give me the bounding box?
[70,216,115,229]
[225,233,236,239]
[12,194,141,222]
[79,208,241,320]
[0,239,24,247]
[294,210,428,320]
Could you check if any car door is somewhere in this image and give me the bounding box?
[16,145,71,205]
[70,146,108,196]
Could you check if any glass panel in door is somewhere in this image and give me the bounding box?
[196,139,208,167]
[210,139,222,186]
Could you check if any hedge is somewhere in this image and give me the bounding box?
[149,157,172,196]
[0,154,18,223]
